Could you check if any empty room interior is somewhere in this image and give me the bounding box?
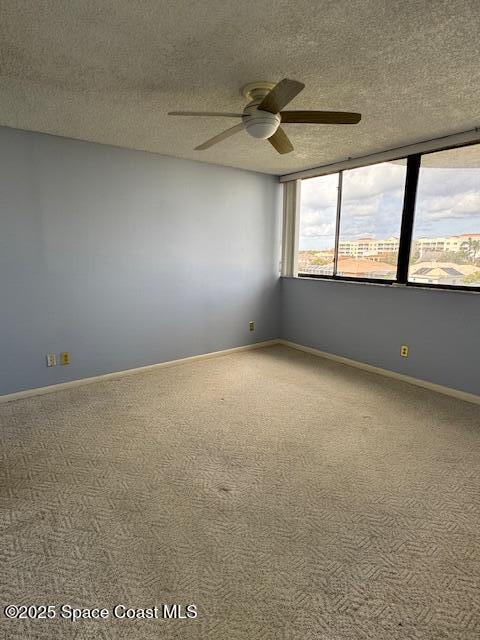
[1,2,480,638]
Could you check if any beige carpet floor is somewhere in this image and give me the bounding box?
[0,344,479,640]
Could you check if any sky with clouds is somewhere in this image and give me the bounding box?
[299,156,480,251]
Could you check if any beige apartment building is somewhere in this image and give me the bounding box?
[337,233,480,258]
[415,233,480,256]
[338,236,399,257]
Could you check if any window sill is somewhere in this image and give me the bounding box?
[282,275,480,295]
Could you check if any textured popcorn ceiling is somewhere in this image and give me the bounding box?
[1,0,479,176]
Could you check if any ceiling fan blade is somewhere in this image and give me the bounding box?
[195,123,244,151]
[259,79,305,114]
[268,127,294,154]
[281,110,361,124]
[168,111,242,118]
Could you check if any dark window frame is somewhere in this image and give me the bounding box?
[297,141,480,293]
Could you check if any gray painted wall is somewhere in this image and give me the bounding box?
[281,277,480,396]
[0,127,282,395]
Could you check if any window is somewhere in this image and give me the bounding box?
[298,173,339,276]
[292,141,480,291]
[297,160,407,281]
[337,161,406,280]
[408,146,480,288]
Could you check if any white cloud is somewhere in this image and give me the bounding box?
[417,191,480,220]
[301,223,336,238]
[341,200,379,218]
[342,163,406,202]
[300,173,338,210]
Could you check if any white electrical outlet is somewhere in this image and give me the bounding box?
[46,353,57,367]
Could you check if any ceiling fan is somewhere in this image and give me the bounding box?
[168,78,361,155]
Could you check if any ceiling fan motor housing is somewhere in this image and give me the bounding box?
[242,103,281,139]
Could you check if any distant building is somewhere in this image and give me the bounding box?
[336,233,480,260]
[338,236,399,258]
[409,261,478,286]
[414,233,480,257]
[298,232,480,283]
[300,256,396,279]
[335,257,396,278]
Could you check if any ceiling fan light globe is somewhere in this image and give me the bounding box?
[242,106,281,139]
[246,121,279,139]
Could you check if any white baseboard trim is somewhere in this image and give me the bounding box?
[0,340,278,404]
[3,339,478,407]
[279,339,480,406]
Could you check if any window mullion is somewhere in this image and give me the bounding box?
[396,155,421,283]
[333,171,343,276]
